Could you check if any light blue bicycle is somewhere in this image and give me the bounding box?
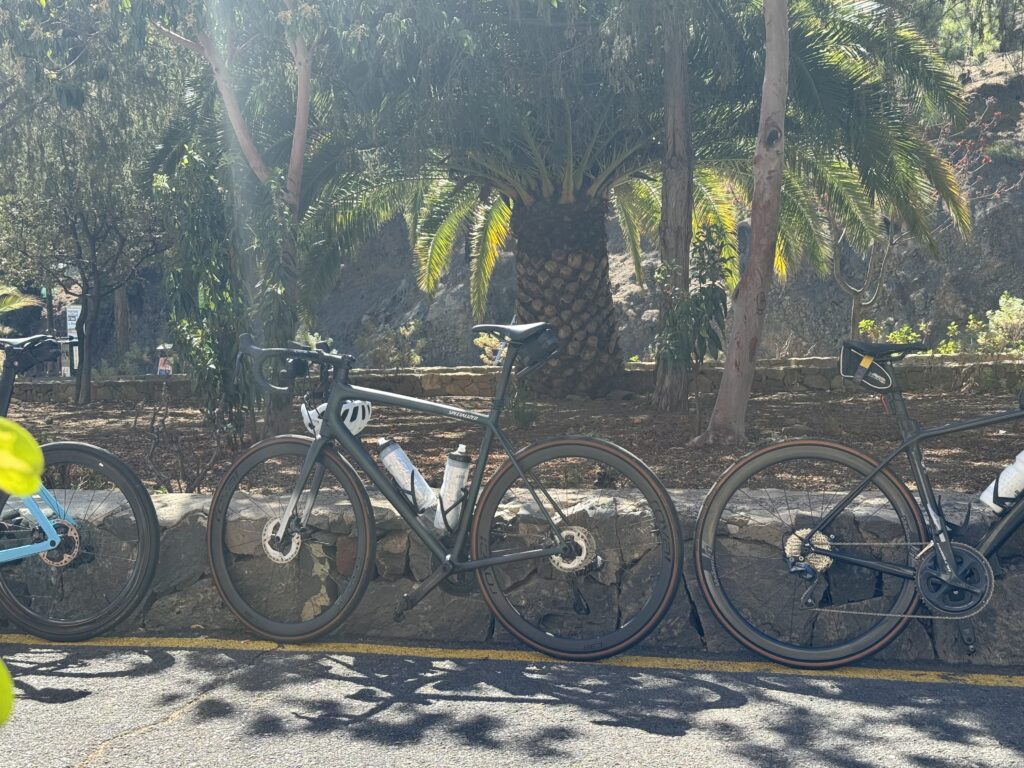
[0,335,159,641]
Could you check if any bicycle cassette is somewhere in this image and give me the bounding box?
[784,529,833,573]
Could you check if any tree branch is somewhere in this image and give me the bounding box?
[194,32,273,186]
[285,31,311,212]
[150,21,204,54]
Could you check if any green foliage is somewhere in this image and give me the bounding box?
[860,295,1024,357]
[887,323,927,345]
[857,318,883,342]
[654,224,731,374]
[355,319,424,368]
[976,293,1024,354]
[473,333,504,366]
[935,322,963,355]
[153,138,253,426]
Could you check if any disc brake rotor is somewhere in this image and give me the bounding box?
[549,526,598,574]
[262,519,301,564]
[38,521,81,568]
[784,528,833,573]
[916,542,993,618]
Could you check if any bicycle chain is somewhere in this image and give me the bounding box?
[799,540,987,621]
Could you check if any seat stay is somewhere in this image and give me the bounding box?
[0,494,63,565]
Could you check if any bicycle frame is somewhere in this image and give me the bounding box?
[806,383,1024,580]
[274,346,567,581]
[0,487,73,564]
[0,341,71,564]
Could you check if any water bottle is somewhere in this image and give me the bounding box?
[376,437,438,513]
[434,444,473,531]
[980,448,1024,513]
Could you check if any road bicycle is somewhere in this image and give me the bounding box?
[209,322,683,660]
[694,339,1024,668]
[0,335,160,640]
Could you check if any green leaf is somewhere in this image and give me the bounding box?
[0,417,43,497]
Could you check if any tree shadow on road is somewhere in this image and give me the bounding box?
[0,645,176,704]
[5,642,1024,764]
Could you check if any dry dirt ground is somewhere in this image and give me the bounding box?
[10,389,1024,498]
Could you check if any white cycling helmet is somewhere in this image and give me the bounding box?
[301,399,372,437]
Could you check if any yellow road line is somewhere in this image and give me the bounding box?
[2,632,1023,688]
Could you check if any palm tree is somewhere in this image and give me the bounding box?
[0,286,41,335]
[411,0,967,402]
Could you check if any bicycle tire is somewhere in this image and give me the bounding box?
[472,436,683,661]
[207,435,375,642]
[694,440,928,668]
[0,442,159,641]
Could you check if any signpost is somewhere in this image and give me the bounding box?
[62,305,81,377]
[65,304,81,339]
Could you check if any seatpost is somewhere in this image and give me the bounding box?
[490,344,517,419]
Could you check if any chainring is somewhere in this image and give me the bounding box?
[916,542,994,619]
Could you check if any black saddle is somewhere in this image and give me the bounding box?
[842,340,928,360]
[0,334,53,351]
[472,322,551,344]
[0,335,60,366]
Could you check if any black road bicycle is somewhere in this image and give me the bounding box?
[694,339,1024,668]
[209,323,683,661]
[0,335,159,640]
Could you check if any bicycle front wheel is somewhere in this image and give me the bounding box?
[472,437,682,660]
[694,440,928,668]
[0,442,159,641]
[207,436,375,642]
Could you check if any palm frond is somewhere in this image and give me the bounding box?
[0,285,42,316]
[415,180,481,295]
[469,193,513,320]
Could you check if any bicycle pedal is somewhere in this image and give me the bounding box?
[957,619,977,655]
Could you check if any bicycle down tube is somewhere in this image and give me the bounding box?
[806,393,1024,577]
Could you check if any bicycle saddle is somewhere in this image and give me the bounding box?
[842,340,928,359]
[0,335,52,350]
[472,322,551,344]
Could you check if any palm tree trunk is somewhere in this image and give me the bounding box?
[654,5,694,413]
[693,0,789,445]
[511,198,621,397]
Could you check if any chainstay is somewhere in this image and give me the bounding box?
[803,539,988,620]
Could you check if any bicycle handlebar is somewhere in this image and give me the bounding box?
[237,333,354,395]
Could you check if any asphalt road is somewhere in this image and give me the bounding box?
[1,636,1023,768]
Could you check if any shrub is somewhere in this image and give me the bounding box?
[976,293,1024,354]
[355,319,424,368]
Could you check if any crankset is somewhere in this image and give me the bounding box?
[915,542,994,619]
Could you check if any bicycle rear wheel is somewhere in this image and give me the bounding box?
[694,440,927,668]
[0,442,159,641]
[472,437,682,660]
[207,436,375,642]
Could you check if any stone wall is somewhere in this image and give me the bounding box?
[15,354,1024,405]
[3,492,1022,666]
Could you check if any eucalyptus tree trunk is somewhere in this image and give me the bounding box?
[114,284,130,361]
[511,199,620,397]
[693,0,789,445]
[654,4,694,413]
[75,291,98,405]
